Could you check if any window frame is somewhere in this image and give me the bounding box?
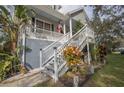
[35,18,53,31]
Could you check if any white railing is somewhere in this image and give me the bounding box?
[38,24,94,82]
[40,32,70,67]
[57,25,87,53]
[52,25,89,82]
[86,27,94,38]
[26,26,64,41]
[53,25,95,81]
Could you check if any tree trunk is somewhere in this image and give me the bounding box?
[11,41,17,55]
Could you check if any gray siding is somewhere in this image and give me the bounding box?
[25,39,53,69]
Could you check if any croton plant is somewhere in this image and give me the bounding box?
[63,46,84,74]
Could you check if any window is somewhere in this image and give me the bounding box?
[35,19,52,31]
[36,20,43,29]
[44,23,51,30]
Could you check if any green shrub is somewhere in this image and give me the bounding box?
[0,53,20,81]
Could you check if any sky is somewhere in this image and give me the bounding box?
[59,5,93,19]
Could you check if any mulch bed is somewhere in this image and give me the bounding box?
[35,63,103,87]
[59,73,93,87]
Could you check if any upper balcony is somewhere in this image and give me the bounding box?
[25,26,65,42]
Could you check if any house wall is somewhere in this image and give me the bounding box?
[25,39,54,69]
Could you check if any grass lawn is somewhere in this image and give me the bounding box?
[87,54,124,87]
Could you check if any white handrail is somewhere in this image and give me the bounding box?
[32,27,64,36]
[41,24,94,66]
[26,26,65,41]
[43,32,70,51]
[51,25,89,81]
[39,24,94,81]
[57,24,87,53]
[32,27,63,36]
[41,32,70,66]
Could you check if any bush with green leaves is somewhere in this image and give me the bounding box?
[0,53,20,81]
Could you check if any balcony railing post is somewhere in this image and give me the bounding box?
[53,47,58,83]
[40,48,43,69]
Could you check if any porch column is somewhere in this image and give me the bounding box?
[22,28,26,65]
[63,23,66,35]
[69,17,72,37]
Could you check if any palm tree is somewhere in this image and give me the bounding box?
[0,5,35,54]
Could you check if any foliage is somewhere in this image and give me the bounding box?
[74,20,84,34]
[0,5,34,81]
[63,46,84,73]
[89,5,124,45]
[89,44,96,61]
[0,5,35,54]
[0,53,20,81]
[0,61,11,81]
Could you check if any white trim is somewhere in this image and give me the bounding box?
[68,7,84,15]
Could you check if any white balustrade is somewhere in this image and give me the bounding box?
[53,25,95,81]
[26,26,65,41]
[40,32,70,66]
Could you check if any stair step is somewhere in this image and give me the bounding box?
[42,69,54,79]
[45,65,54,73]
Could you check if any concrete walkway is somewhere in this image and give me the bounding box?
[0,69,50,87]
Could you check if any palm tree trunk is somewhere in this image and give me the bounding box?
[11,41,17,55]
